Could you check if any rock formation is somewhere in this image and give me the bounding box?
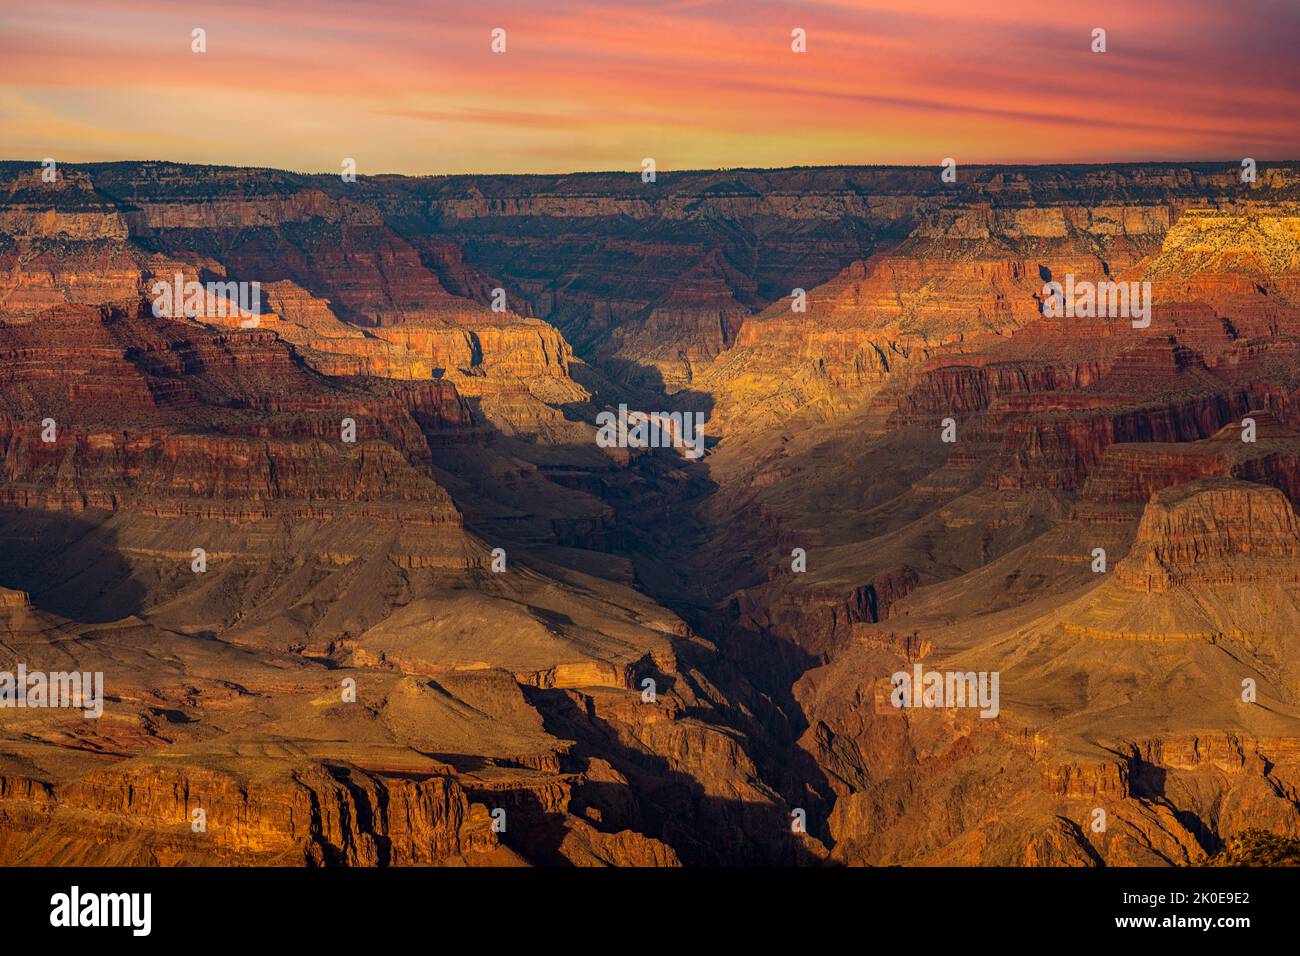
[2,159,1300,866]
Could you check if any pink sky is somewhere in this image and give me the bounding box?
[2,0,1297,174]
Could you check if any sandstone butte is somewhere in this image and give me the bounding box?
[0,159,1299,865]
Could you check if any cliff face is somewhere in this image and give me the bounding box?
[0,305,470,519]
[0,761,505,866]
[600,249,757,390]
[0,170,130,241]
[1117,478,1300,591]
[4,160,1300,867]
[1144,209,1300,307]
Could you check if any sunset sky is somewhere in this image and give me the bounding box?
[2,0,1297,174]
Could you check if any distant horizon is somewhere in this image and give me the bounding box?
[8,157,1300,181]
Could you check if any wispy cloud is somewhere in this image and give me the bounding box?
[1,0,1295,173]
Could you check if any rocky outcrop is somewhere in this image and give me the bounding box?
[1116,478,1300,591]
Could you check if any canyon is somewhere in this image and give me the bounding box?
[1,159,1299,865]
